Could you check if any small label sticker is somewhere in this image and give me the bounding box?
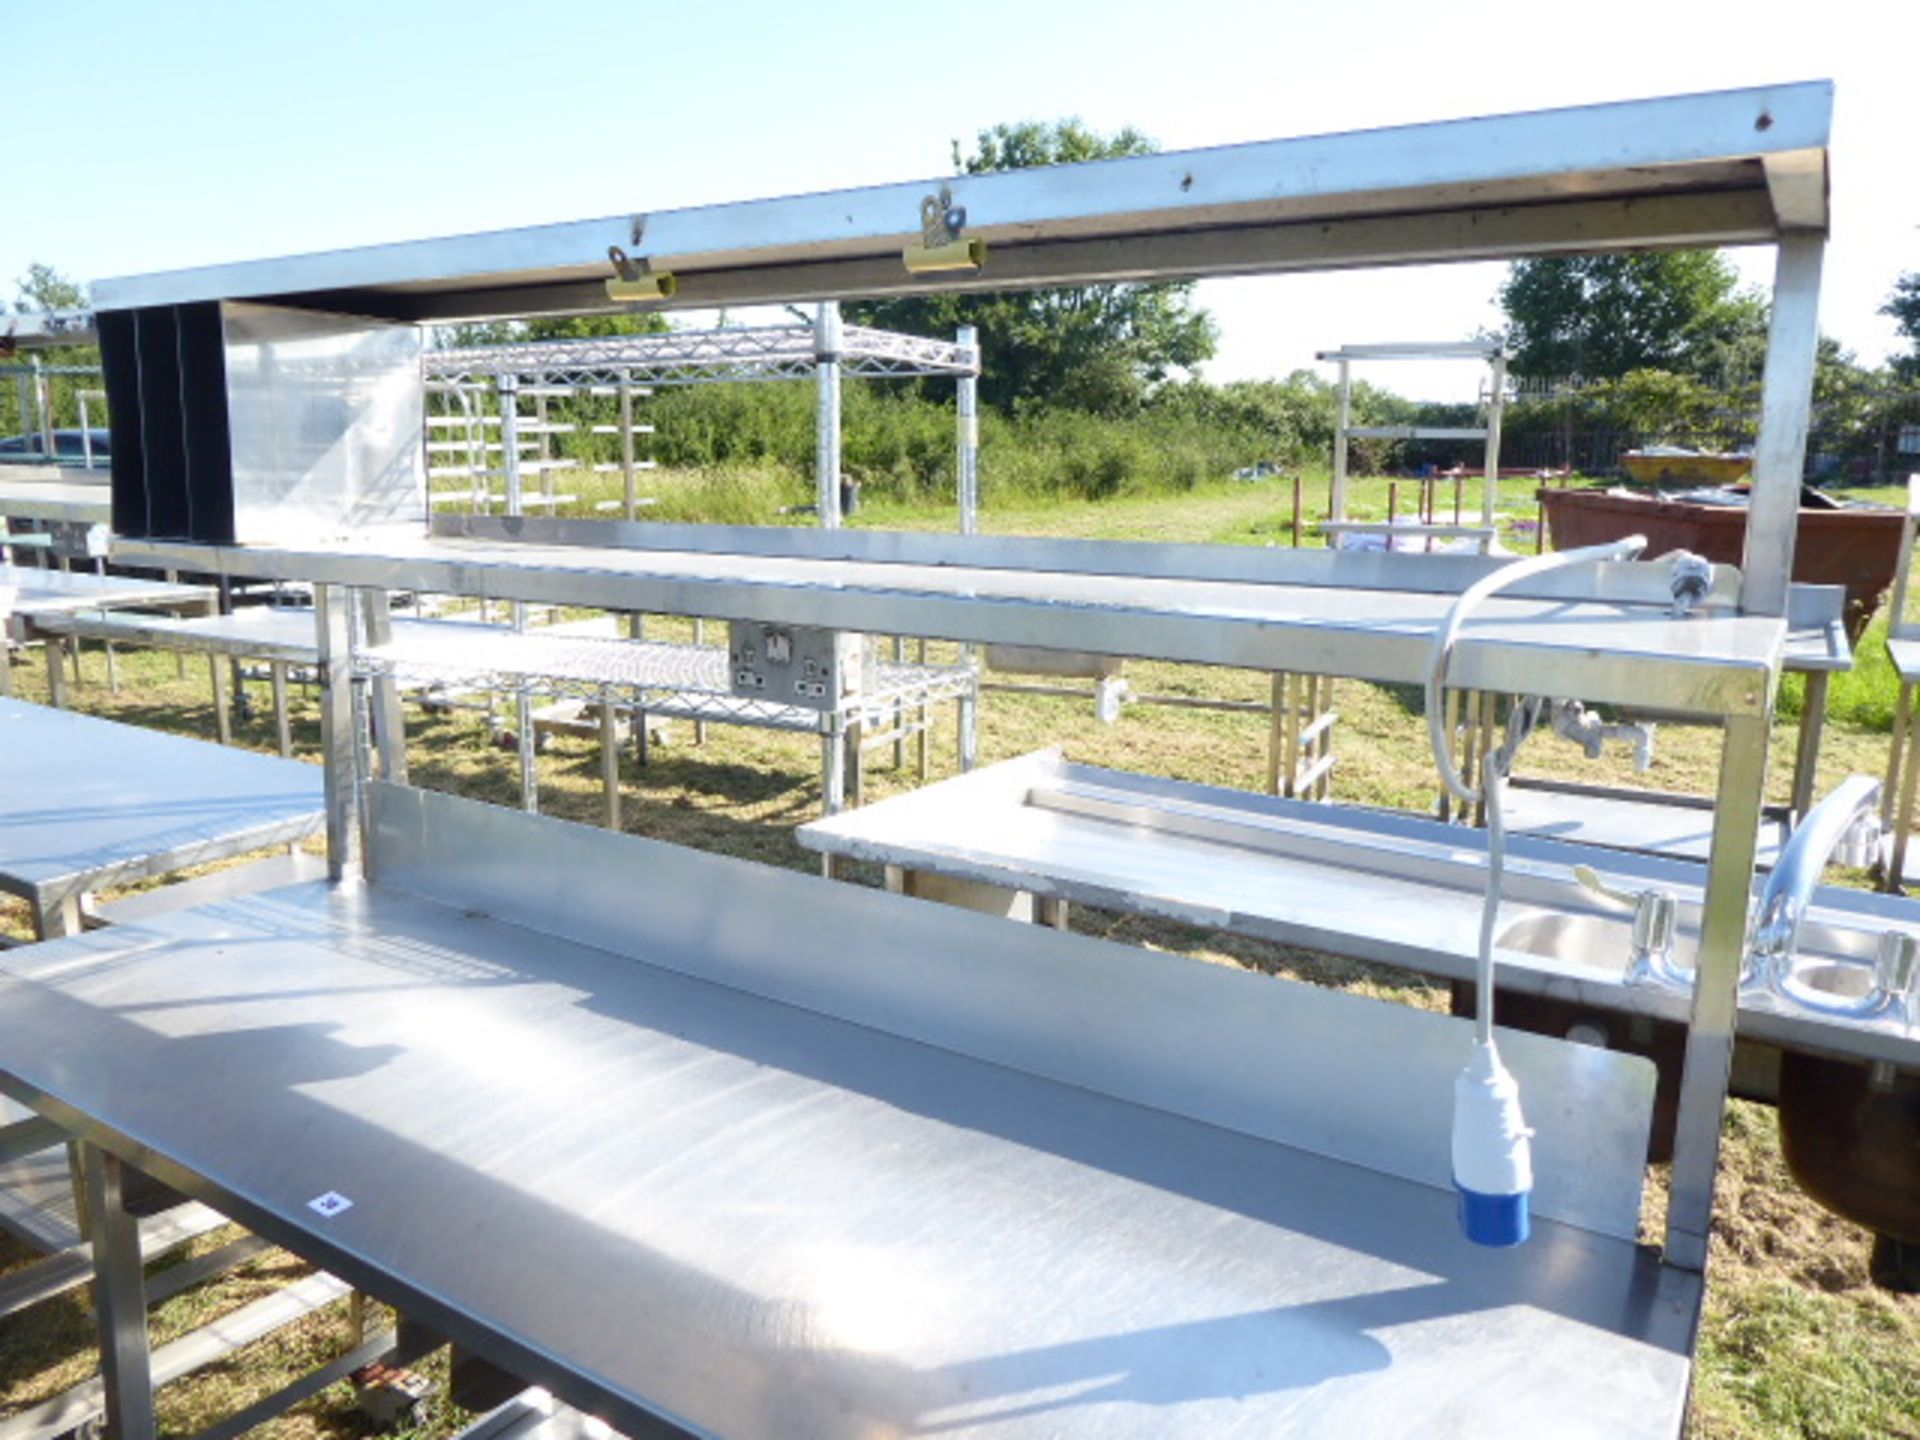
[308,1191,353,1218]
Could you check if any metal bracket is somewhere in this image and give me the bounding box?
[905,186,986,275]
[921,186,965,248]
[605,245,677,303]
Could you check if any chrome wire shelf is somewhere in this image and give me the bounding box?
[356,626,976,729]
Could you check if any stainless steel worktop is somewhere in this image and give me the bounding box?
[0,782,1691,1439]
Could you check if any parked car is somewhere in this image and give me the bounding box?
[0,427,112,461]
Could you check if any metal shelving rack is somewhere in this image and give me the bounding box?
[1317,338,1510,550]
[58,81,1838,1440]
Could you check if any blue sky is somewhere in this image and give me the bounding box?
[6,0,1914,400]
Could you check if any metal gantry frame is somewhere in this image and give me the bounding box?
[423,311,983,530]
[57,81,1843,1438]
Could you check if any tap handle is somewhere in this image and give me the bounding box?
[1573,864,1641,910]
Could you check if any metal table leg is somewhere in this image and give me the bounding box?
[83,1143,157,1440]
[271,661,292,758]
[31,890,84,942]
[1665,711,1772,1271]
[46,636,68,709]
[958,691,979,772]
[846,717,866,810]
[1790,671,1829,822]
[821,714,847,818]
[599,700,621,831]
[892,637,907,770]
[362,588,409,784]
[1889,680,1920,893]
[210,654,233,746]
[1265,674,1287,796]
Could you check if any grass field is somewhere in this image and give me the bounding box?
[2,472,1916,1439]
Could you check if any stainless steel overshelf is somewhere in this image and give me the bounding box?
[114,531,1784,719]
[798,752,1920,1068]
[0,783,1692,1439]
[91,83,1828,320]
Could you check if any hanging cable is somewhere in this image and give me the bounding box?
[1426,535,1647,1246]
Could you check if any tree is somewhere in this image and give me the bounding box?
[1884,273,1920,381]
[1498,252,1761,381]
[847,120,1217,415]
[12,262,87,314]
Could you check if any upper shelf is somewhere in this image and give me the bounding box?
[91,83,1831,321]
[115,526,1784,718]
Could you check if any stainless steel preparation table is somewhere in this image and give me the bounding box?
[0,697,323,940]
[0,781,1688,1440]
[798,751,1920,1070]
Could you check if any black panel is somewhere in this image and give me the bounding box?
[133,307,190,537]
[97,309,149,539]
[176,302,234,544]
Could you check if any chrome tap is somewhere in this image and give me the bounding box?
[1748,775,1895,1016]
[1573,865,1684,988]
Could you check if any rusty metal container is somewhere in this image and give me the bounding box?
[1539,486,1904,641]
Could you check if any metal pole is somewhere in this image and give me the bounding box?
[1484,351,1507,525]
[499,372,523,520]
[1664,710,1772,1270]
[957,325,980,535]
[619,375,637,520]
[815,303,843,529]
[315,584,362,883]
[1791,672,1829,822]
[45,637,68,709]
[271,660,292,758]
[210,653,232,745]
[1742,235,1826,618]
[1330,358,1352,522]
[30,357,53,459]
[83,1144,156,1440]
[599,700,621,830]
[498,369,538,807]
[78,389,95,469]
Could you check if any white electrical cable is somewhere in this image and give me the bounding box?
[1424,537,1648,1042]
[1427,535,1646,1246]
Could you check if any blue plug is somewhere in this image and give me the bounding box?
[1452,1039,1533,1247]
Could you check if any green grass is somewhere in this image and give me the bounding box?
[4,476,1917,1439]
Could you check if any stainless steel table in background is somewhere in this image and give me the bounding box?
[0,697,323,940]
[1,570,216,701]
